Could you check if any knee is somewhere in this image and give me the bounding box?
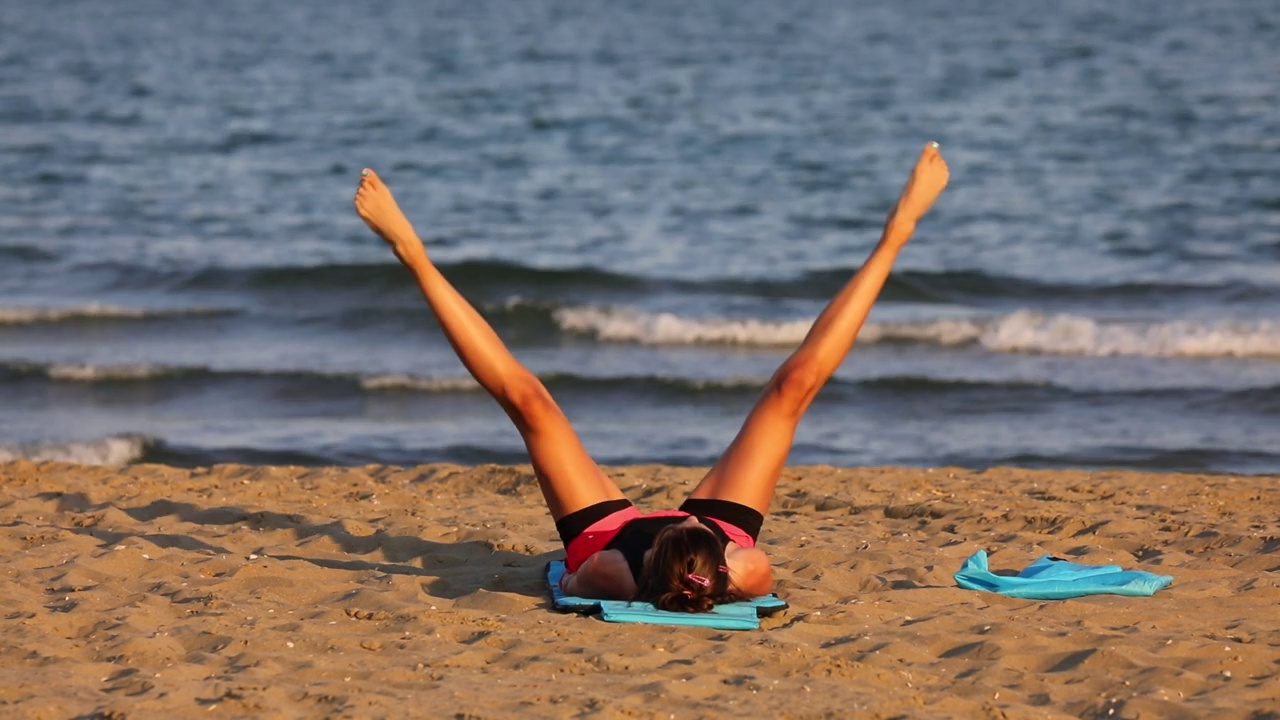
[767,359,822,412]
[500,371,559,426]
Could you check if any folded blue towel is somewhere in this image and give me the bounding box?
[545,560,788,630]
[954,550,1173,599]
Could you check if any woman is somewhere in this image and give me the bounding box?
[354,142,949,612]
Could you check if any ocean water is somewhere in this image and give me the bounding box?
[1,0,1277,473]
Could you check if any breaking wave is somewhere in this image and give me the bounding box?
[0,434,153,466]
[0,303,232,325]
[553,306,1280,359]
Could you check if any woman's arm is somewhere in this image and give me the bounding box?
[561,549,637,600]
[725,544,773,597]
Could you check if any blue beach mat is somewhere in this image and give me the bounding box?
[954,550,1173,600]
[546,561,788,630]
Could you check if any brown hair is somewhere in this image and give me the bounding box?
[635,523,747,613]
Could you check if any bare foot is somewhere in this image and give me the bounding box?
[353,169,428,265]
[886,141,950,236]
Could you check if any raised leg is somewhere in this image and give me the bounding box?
[354,169,624,520]
[687,142,950,514]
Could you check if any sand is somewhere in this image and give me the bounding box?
[1,461,1277,719]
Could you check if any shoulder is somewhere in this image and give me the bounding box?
[567,549,637,600]
[584,548,632,576]
[724,543,773,597]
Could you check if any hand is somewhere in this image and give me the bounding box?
[886,141,950,240]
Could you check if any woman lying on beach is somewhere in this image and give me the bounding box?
[353,142,949,612]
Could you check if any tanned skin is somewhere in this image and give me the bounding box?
[354,142,949,599]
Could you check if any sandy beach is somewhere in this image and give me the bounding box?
[1,461,1276,719]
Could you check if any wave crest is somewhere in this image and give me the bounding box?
[0,304,231,325]
[977,311,1280,358]
[47,364,174,381]
[360,374,481,392]
[553,306,1280,358]
[555,306,814,345]
[0,434,152,466]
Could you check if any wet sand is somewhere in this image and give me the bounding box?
[2,461,1277,718]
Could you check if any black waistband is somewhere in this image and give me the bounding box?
[553,497,765,550]
[554,498,633,547]
[677,498,764,542]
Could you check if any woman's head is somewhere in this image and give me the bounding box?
[635,519,741,612]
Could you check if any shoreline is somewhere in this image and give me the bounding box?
[3,461,1277,718]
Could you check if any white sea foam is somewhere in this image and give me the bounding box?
[360,374,481,392]
[47,364,173,381]
[976,310,1280,359]
[0,305,146,324]
[0,434,151,466]
[860,318,985,346]
[554,306,814,346]
[0,303,226,325]
[15,361,487,390]
[553,305,1280,359]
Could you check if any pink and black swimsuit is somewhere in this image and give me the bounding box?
[556,498,763,580]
